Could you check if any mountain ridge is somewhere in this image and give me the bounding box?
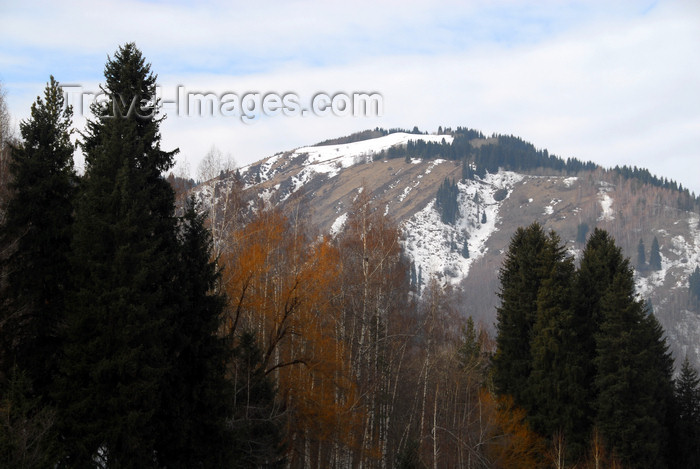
[194,127,700,370]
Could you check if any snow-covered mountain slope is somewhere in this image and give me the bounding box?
[403,171,523,285]
[238,132,453,195]
[196,130,700,371]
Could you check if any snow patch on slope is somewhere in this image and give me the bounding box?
[402,171,523,287]
[635,214,700,300]
[598,193,614,221]
[330,213,348,236]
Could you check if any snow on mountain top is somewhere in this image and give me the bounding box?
[290,133,453,179]
[298,132,453,164]
[239,132,455,190]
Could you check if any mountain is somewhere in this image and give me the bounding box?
[195,127,700,370]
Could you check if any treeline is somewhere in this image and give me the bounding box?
[370,127,699,207]
[614,164,692,195]
[374,128,598,175]
[493,222,700,468]
[318,126,698,206]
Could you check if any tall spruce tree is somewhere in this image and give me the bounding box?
[154,196,236,468]
[0,76,75,396]
[527,233,588,461]
[572,228,626,427]
[690,266,700,303]
[672,357,700,468]
[594,270,674,468]
[493,222,558,408]
[57,44,182,466]
[650,236,662,271]
[637,238,646,269]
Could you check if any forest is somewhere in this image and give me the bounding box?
[1,43,700,468]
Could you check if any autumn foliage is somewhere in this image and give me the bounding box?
[216,189,549,467]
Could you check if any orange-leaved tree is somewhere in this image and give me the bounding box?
[220,206,365,466]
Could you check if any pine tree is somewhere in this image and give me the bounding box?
[571,228,677,467]
[637,238,646,269]
[493,222,557,408]
[594,270,674,468]
[672,357,700,468]
[57,43,181,466]
[410,261,417,290]
[0,76,75,396]
[461,239,469,259]
[650,236,662,271]
[418,265,423,293]
[572,228,626,420]
[527,234,588,460]
[481,210,487,224]
[154,196,236,468]
[0,366,59,467]
[688,266,700,303]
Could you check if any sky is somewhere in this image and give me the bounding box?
[1,0,699,194]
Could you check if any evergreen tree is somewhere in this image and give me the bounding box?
[493,222,556,407]
[0,366,59,468]
[527,234,588,460]
[672,357,700,468]
[481,210,487,224]
[57,43,182,466]
[461,239,469,259]
[462,158,474,180]
[0,76,75,397]
[154,196,236,468]
[688,266,700,303]
[418,265,423,293]
[637,238,646,269]
[435,178,459,224]
[409,261,417,290]
[572,228,626,418]
[650,236,662,270]
[594,270,674,468]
